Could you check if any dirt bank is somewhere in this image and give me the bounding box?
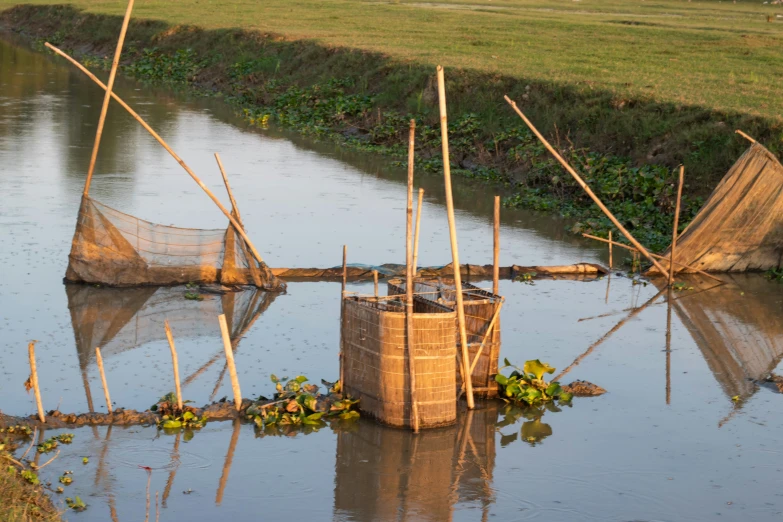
[2,4,779,252]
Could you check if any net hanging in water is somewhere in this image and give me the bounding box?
[65,196,285,290]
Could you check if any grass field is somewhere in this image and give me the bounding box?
[2,0,782,117]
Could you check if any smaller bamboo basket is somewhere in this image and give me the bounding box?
[388,278,502,398]
[341,295,457,429]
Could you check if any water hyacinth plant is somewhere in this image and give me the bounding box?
[245,375,360,432]
[495,359,573,406]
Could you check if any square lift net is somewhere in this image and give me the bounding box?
[65,196,285,290]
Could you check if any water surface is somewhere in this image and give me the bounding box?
[2,37,783,522]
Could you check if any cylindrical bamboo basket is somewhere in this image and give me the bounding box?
[341,296,457,429]
[388,278,502,398]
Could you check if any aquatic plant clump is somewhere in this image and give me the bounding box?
[245,375,360,432]
[495,359,573,406]
[36,433,74,453]
[151,393,208,430]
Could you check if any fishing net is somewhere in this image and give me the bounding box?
[65,196,285,290]
[656,142,783,273]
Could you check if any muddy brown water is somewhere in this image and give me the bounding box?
[2,37,783,521]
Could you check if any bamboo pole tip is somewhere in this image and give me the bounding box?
[409,119,416,128]
[436,64,444,72]
[735,129,756,143]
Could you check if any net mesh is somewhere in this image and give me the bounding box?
[65,196,284,290]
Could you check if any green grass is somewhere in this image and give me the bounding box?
[0,468,62,522]
[2,0,782,118]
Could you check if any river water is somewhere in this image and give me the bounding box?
[2,37,783,521]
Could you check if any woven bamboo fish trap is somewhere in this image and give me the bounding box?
[388,278,502,398]
[341,295,457,429]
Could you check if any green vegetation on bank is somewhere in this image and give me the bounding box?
[1,1,781,253]
[1,428,62,522]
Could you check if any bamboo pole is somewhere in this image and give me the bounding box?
[218,314,243,411]
[82,0,135,196]
[735,129,756,143]
[406,119,420,433]
[214,153,242,224]
[28,342,45,423]
[95,347,113,414]
[413,188,424,275]
[438,66,475,409]
[468,301,504,376]
[581,233,724,283]
[373,270,379,297]
[340,245,347,390]
[214,152,263,287]
[608,230,613,270]
[504,96,671,280]
[163,320,183,411]
[493,196,500,296]
[45,44,276,278]
[669,166,685,285]
[665,289,673,405]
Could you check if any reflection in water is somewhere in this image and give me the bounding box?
[333,406,499,522]
[659,275,783,402]
[66,285,277,410]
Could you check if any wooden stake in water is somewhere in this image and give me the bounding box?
[412,188,424,275]
[504,95,671,280]
[493,196,500,296]
[669,165,685,286]
[665,289,673,405]
[406,119,420,433]
[340,245,347,390]
[95,347,113,414]
[437,66,475,410]
[82,0,135,196]
[218,314,243,411]
[28,342,45,423]
[608,230,613,270]
[163,320,184,411]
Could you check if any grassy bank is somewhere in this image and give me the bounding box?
[0,466,61,522]
[2,1,782,251]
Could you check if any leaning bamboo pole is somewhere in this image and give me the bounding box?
[82,0,135,196]
[406,119,420,433]
[163,321,184,411]
[493,196,500,296]
[28,342,45,423]
[503,96,671,280]
[218,314,243,411]
[437,66,475,409]
[95,347,113,414]
[581,233,724,283]
[412,188,424,274]
[45,44,276,277]
[668,166,685,285]
[214,152,263,287]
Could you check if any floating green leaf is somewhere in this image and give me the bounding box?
[523,360,555,381]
